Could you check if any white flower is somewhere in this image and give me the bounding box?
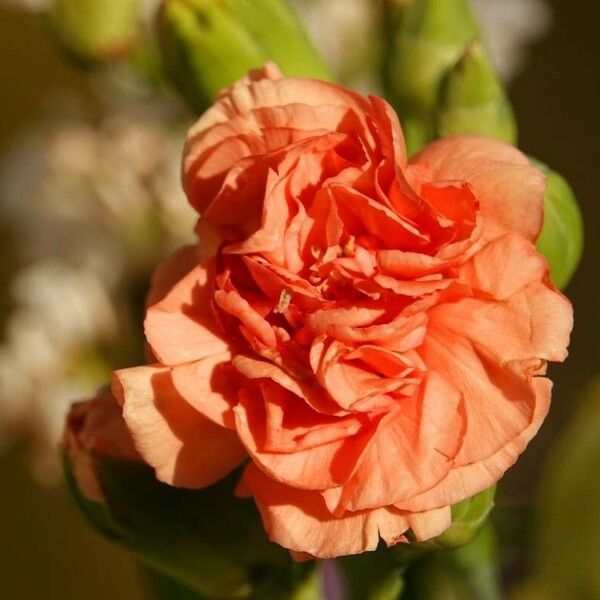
[0,88,194,482]
[470,0,553,82]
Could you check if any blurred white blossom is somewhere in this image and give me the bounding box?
[291,0,382,93]
[0,90,194,482]
[292,0,552,87]
[470,0,553,82]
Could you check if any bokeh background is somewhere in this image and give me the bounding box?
[0,1,598,598]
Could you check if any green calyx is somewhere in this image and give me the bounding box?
[534,162,583,289]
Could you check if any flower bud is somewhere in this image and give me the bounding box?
[436,41,517,144]
[534,163,583,289]
[63,390,310,598]
[384,0,479,154]
[47,0,140,65]
[159,0,332,113]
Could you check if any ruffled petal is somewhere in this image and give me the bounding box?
[421,326,538,467]
[111,365,246,488]
[234,381,376,489]
[241,463,411,559]
[324,372,464,512]
[145,258,229,365]
[145,245,200,308]
[170,351,239,429]
[411,135,546,242]
[398,377,551,511]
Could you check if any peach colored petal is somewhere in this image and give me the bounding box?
[170,351,238,429]
[368,95,407,167]
[324,372,464,513]
[235,384,376,490]
[241,463,411,559]
[326,312,428,352]
[259,381,367,453]
[457,233,547,300]
[376,219,483,278]
[405,505,452,541]
[231,354,345,416]
[184,70,373,213]
[310,338,408,410]
[411,135,546,242]
[421,326,537,466]
[145,259,229,365]
[398,377,551,511]
[145,245,200,308]
[111,366,246,489]
[428,290,571,365]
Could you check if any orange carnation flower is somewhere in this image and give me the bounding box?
[111,65,572,559]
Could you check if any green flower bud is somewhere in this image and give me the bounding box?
[437,41,517,144]
[534,163,583,289]
[47,0,140,66]
[159,0,333,113]
[384,0,479,154]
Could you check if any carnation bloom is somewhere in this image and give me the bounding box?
[111,64,572,559]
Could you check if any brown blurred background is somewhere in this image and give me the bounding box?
[0,1,598,598]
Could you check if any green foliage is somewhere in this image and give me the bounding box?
[384,0,480,155]
[513,380,600,599]
[64,455,316,599]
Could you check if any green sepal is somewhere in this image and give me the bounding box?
[533,162,583,289]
